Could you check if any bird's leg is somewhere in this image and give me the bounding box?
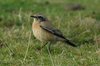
[37,42,52,53]
[37,42,48,50]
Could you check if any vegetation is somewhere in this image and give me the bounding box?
[0,0,100,66]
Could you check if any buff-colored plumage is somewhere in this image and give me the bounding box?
[32,21,54,42]
[31,15,76,48]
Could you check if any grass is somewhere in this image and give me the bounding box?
[0,0,100,66]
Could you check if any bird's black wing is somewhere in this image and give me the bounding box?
[40,25,66,39]
[40,25,77,47]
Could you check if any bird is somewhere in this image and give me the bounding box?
[31,14,77,50]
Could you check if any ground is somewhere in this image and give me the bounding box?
[0,0,100,66]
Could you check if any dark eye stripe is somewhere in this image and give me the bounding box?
[38,16,46,21]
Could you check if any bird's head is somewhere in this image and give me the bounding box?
[31,15,47,22]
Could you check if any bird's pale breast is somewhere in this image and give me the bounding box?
[32,22,54,42]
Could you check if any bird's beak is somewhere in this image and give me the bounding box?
[30,15,37,18]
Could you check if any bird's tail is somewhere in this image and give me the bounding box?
[64,39,77,47]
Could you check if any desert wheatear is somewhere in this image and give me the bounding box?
[31,15,76,49]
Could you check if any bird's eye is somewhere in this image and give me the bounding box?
[38,16,46,21]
